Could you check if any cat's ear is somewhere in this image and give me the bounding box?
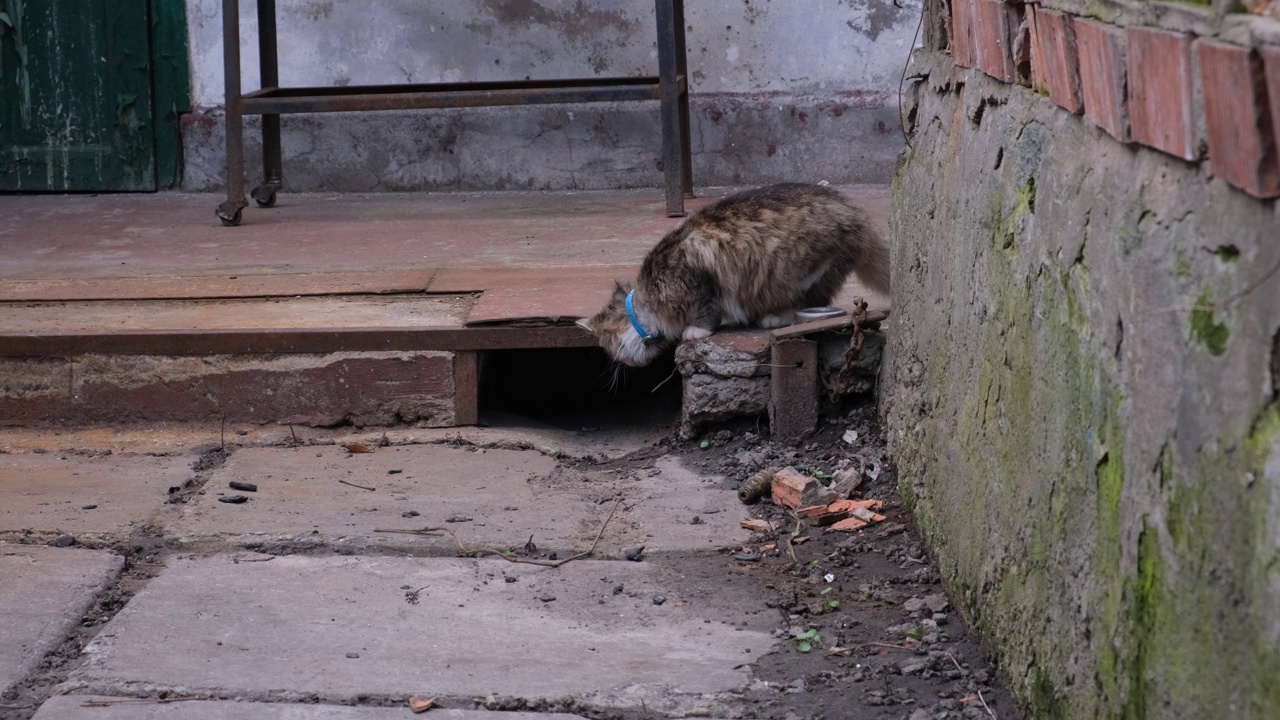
[575,317,594,333]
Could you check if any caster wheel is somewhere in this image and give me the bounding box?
[216,204,243,227]
[251,185,278,208]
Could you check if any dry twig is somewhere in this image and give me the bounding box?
[339,479,376,491]
[978,689,996,718]
[376,498,623,568]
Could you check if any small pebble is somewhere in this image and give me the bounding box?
[445,514,473,523]
[733,552,762,562]
[612,584,624,595]
[218,495,248,504]
[52,534,76,547]
[690,515,704,525]
[624,547,645,562]
[387,469,403,475]
[229,481,257,492]
[504,576,517,584]
[540,595,556,603]
[548,552,557,561]
[345,652,360,659]
[402,510,420,518]
[81,505,97,510]
[653,595,666,606]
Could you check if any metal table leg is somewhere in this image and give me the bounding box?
[216,0,248,226]
[252,0,283,209]
[656,0,688,217]
[672,0,693,199]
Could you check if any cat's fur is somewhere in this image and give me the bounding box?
[579,183,890,367]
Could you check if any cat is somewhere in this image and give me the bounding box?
[578,183,890,367]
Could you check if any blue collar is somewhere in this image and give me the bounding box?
[625,290,664,346]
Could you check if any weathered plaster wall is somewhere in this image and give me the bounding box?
[884,46,1280,719]
[181,0,920,191]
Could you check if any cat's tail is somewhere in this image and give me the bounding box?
[852,222,892,297]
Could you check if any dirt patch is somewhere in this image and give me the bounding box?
[658,406,1023,720]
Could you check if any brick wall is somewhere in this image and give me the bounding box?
[945,0,1280,198]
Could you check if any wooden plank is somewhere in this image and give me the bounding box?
[769,338,819,443]
[770,309,889,340]
[452,351,479,426]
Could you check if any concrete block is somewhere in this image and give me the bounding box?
[675,331,771,439]
[0,352,456,428]
[32,697,588,720]
[0,544,122,695]
[1127,28,1198,160]
[1197,41,1280,199]
[1075,18,1130,141]
[1033,9,1083,114]
[0,453,193,540]
[65,555,776,707]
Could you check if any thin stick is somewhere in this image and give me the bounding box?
[220,416,226,450]
[80,698,201,707]
[289,424,298,445]
[945,651,965,673]
[864,641,914,651]
[339,479,376,491]
[375,498,623,569]
[978,689,996,718]
[651,367,678,394]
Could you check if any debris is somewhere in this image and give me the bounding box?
[540,595,556,602]
[828,467,866,497]
[81,505,97,510]
[338,479,376,491]
[446,514,474,523]
[830,516,868,532]
[653,595,666,605]
[851,506,887,523]
[733,551,762,562]
[408,696,436,713]
[866,459,882,481]
[842,428,859,445]
[690,515,704,525]
[624,546,646,562]
[904,597,927,613]
[345,652,360,659]
[388,469,403,475]
[740,518,777,532]
[51,534,76,547]
[229,481,257,492]
[924,593,950,613]
[737,466,779,504]
[771,467,832,509]
[218,495,248,505]
[342,442,373,453]
[830,499,884,512]
[796,504,834,519]
[402,510,420,518]
[900,657,929,675]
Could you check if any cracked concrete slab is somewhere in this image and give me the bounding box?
[161,445,750,556]
[31,696,588,720]
[65,554,776,712]
[0,544,123,696]
[0,453,194,539]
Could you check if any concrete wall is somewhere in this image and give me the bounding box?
[181,0,920,191]
[884,1,1280,717]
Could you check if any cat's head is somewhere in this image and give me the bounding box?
[577,282,669,368]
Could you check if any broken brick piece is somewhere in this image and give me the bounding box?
[740,518,777,533]
[797,504,834,519]
[771,468,825,509]
[830,517,870,532]
[829,499,884,513]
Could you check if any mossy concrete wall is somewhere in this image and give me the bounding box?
[883,50,1280,719]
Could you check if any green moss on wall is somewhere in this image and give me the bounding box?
[1189,289,1230,356]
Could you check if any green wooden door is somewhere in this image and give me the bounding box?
[0,0,157,191]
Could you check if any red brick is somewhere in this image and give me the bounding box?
[1261,45,1280,184]
[1197,41,1280,199]
[1006,2,1031,85]
[951,0,978,69]
[1127,28,1197,160]
[971,0,1017,82]
[1026,6,1050,93]
[1033,9,1082,113]
[1075,19,1130,141]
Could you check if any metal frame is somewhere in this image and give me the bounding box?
[216,0,693,226]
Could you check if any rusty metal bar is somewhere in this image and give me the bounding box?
[655,0,686,217]
[255,0,283,206]
[673,0,693,198]
[238,79,661,115]
[216,0,248,226]
[0,326,596,357]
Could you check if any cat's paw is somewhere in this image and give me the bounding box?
[757,312,796,329]
[682,326,713,341]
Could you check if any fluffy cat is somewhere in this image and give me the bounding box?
[578,183,890,367]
